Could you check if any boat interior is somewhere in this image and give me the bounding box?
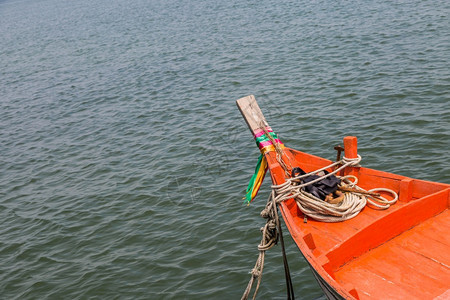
[272,147,450,299]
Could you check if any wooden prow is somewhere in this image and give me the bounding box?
[236,95,293,177]
[236,95,269,134]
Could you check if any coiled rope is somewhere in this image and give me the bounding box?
[273,155,398,222]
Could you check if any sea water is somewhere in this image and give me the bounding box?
[1,0,449,298]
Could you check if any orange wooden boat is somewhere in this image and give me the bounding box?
[237,95,450,300]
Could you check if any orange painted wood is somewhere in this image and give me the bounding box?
[394,209,450,266]
[325,189,449,272]
[399,178,414,202]
[343,136,359,178]
[412,179,450,199]
[334,209,450,299]
[344,136,358,159]
[334,257,442,300]
[303,233,316,250]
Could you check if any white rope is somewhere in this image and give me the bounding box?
[271,156,398,222]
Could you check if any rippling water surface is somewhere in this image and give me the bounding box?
[1,0,449,298]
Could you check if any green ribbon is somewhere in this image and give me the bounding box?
[245,154,266,204]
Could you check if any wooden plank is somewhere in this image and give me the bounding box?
[379,244,446,296]
[365,244,449,296]
[335,248,448,299]
[334,267,419,299]
[412,181,450,199]
[395,209,450,267]
[287,148,334,168]
[236,95,269,134]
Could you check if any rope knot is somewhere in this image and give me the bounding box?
[260,208,270,219]
[342,154,362,166]
[267,220,276,231]
[251,268,261,278]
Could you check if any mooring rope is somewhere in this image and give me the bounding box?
[241,193,277,300]
[241,191,294,300]
[241,154,399,299]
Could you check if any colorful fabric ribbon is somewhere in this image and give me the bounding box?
[244,153,268,204]
[244,127,283,204]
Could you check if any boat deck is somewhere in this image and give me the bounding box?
[334,208,450,299]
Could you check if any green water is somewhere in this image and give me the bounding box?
[1,0,449,298]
